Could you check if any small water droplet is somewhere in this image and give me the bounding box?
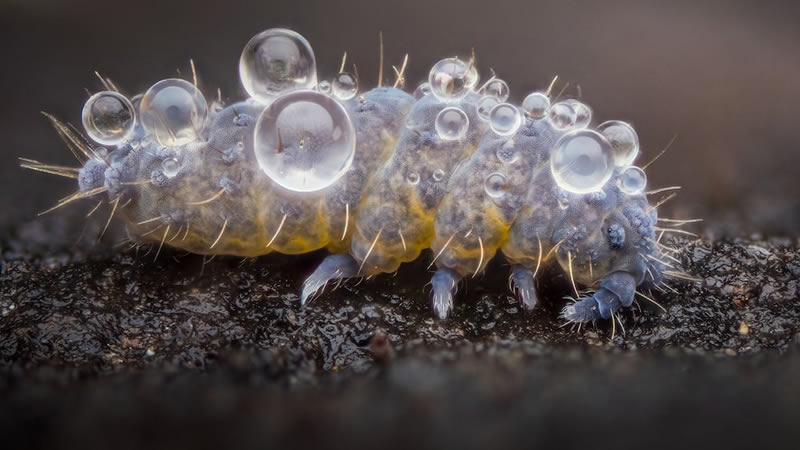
[239,28,317,103]
[522,92,550,120]
[618,166,647,194]
[548,101,576,130]
[489,103,521,136]
[407,172,420,185]
[428,58,472,102]
[161,157,180,178]
[597,120,640,167]
[432,168,445,181]
[477,96,499,122]
[435,106,469,140]
[332,72,358,100]
[82,91,136,145]
[483,78,510,102]
[484,172,508,198]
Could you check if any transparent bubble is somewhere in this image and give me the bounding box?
[140,78,208,146]
[564,99,592,128]
[484,172,509,198]
[413,82,431,99]
[489,103,521,136]
[432,168,445,181]
[332,72,358,100]
[483,78,510,102]
[548,101,576,130]
[618,166,647,194]
[435,106,469,140]
[550,129,614,194]
[81,91,135,145]
[161,157,180,178]
[465,64,480,89]
[407,172,420,185]
[597,120,640,167]
[477,95,500,122]
[558,197,570,210]
[253,90,355,192]
[496,140,518,164]
[429,58,471,102]
[522,92,550,120]
[318,80,331,94]
[239,28,317,103]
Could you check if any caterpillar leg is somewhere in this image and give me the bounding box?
[300,254,359,306]
[509,264,539,310]
[430,267,461,320]
[560,271,636,323]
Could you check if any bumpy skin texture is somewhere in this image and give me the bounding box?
[74,86,667,323]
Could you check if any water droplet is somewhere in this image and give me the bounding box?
[432,168,445,181]
[318,80,331,94]
[483,78,510,102]
[477,96,499,122]
[332,72,358,100]
[564,99,592,128]
[558,197,570,210]
[550,129,614,193]
[253,90,355,192]
[413,82,431,99]
[161,157,180,178]
[82,91,136,145]
[489,103,521,136]
[496,140,518,164]
[407,172,420,185]
[239,28,317,103]
[140,78,208,146]
[522,92,550,120]
[435,106,469,140]
[484,172,509,198]
[429,58,472,102]
[548,101,576,129]
[597,120,640,167]
[618,166,647,194]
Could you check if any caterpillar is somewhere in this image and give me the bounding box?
[22,28,698,326]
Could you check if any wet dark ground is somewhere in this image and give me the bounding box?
[1,210,799,449]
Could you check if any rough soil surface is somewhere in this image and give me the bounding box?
[1,214,798,449]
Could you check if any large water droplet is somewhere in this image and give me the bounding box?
[550,129,614,193]
[484,172,509,198]
[435,106,469,140]
[253,90,355,192]
[597,120,640,167]
[489,103,521,136]
[82,91,135,145]
[140,78,208,146]
[332,72,358,100]
[428,58,472,103]
[239,28,317,103]
[618,166,647,194]
[522,92,550,120]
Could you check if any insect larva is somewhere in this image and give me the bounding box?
[24,28,699,326]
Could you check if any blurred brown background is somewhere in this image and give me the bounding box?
[1,0,798,237]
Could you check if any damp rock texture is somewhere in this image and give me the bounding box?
[1,216,799,449]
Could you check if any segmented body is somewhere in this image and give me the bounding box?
[28,29,690,324]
